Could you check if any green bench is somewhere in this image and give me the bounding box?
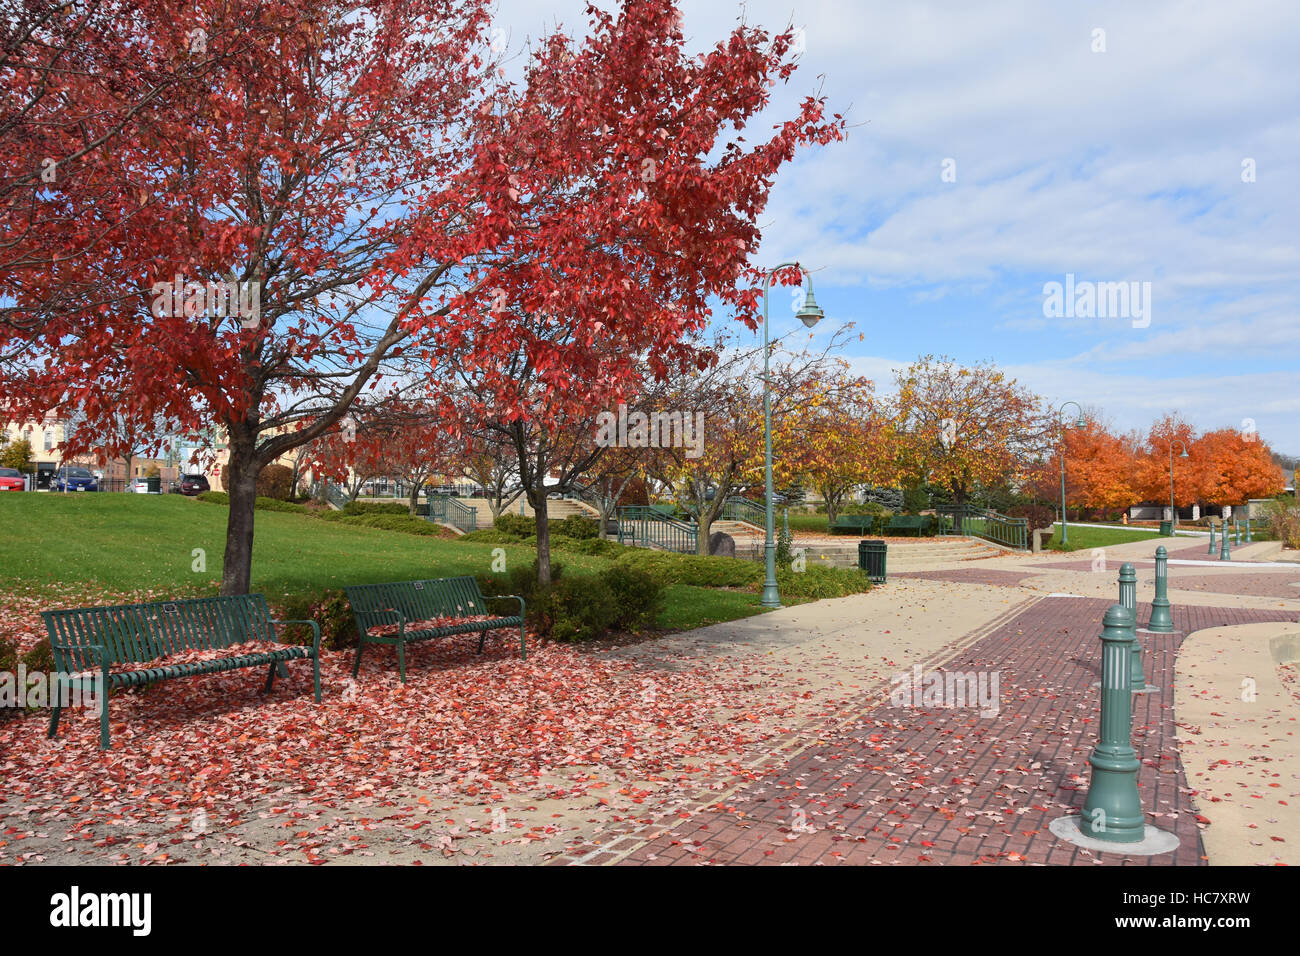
[345,576,526,682]
[831,514,876,535]
[41,594,322,750]
[885,515,931,536]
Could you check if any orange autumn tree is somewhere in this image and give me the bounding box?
[1052,416,1138,518]
[1190,428,1285,506]
[1132,414,1198,510]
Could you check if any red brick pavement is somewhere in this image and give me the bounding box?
[573,598,1297,866]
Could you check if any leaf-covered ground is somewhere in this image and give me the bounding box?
[0,585,826,864]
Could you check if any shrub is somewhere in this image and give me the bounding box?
[343,500,409,516]
[20,637,53,673]
[0,636,16,722]
[343,514,446,536]
[548,576,619,642]
[1007,504,1056,530]
[275,590,358,651]
[194,490,305,513]
[777,564,871,601]
[776,518,793,565]
[255,496,307,513]
[494,512,535,537]
[218,463,295,500]
[611,550,763,588]
[555,514,599,539]
[600,565,664,631]
[552,536,628,558]
[1263,499,1300,549]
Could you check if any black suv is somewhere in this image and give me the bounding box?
[179,474,211,496]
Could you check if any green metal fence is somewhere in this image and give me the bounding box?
[722,496,766,527]
[617,505,698,553]
[938,505,1028,550]
[427,493,478,533]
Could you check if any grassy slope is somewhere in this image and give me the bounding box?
[0,493,765,630]
[1046,522,1163,552]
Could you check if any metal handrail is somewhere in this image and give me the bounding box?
[427,493,478,532]
[310,480,348,510]
[938,504,1028,550]
[722,496,765,526]
[616,505,698,553]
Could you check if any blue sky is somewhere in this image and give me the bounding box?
[494,0,1300,453]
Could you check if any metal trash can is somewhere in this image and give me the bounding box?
[146,475,161,494]
[858,539,887,584]
[1158,519,1173,536]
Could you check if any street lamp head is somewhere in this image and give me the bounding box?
[1179,448,1189,458]
[1074,417,1086,429]
[796,286,825,328]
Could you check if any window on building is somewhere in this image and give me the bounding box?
[43,429,54,452]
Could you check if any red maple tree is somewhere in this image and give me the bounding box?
[2,0,841,593]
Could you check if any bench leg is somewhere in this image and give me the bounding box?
[264,662,277,694]
[520,622,527,661]
[99,691,111,751]
[396,642,407,683]
[352,638,366,677]
[47,697,61,739]
[312,652,321,703]
[476,629,487,654]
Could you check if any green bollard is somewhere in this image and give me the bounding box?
[1234,519,1242,546]
[1080,604,1146,842]
[1207,523,1216,554]
[1219,522,1231,561]
[1118,563,1145,689]
[1245,517,1252,543]
[1146,546,1175,632]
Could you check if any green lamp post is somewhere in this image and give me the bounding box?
[759,264,825,608]
[1057,402,1087,545]
[1166,439,1188,530]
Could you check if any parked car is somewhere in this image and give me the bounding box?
[55,466,99,492]
[179,474,210,496]
[128,477,151,493]
[0,467,25,491]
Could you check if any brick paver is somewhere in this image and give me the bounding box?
[578,598,1297,865]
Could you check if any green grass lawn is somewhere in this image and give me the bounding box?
[0,493,772,632]
[1046,522,1164,552]
[787,512,830,533]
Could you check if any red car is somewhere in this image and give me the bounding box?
[0,467,25,491]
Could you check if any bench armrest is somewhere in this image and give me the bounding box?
[358,608,406,636]
[495,594,526,617]
[47,638,108,672]
[270,619,322,654]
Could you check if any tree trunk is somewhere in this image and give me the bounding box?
[822,484,843,524]
[408,481,420,516]
[221,440,260,595]
[532,488,552,587]
[696,510,713,555]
